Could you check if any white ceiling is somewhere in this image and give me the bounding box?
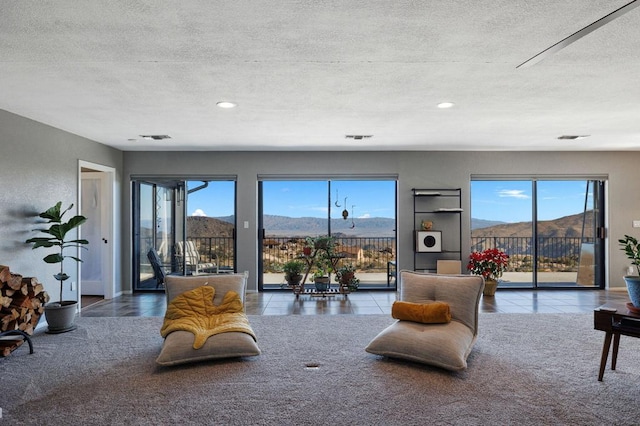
[1,1,640,152]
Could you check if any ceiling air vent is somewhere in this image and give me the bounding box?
[140,134,172,140]
[557,135,590,140]
[345,135,373,140]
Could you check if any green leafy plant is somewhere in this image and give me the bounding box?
[618,235,640,275]
[25,202,89,304]
[335,263,360,291]
[283,259,305,280]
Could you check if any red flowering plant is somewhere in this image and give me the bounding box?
[467,248,509,281]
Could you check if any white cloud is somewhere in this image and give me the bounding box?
[497,189,529,199]
[192,209,207,216]
[358,213,371,218]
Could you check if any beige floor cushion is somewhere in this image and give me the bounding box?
[156,274,260,366]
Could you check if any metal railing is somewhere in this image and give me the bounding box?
[189,237,235,270]
[471,236,594,272]
[261,236,396,273]
[143,235,589,275]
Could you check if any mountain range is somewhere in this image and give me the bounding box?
[173,211,593,239]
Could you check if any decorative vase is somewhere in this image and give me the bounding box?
[339,272,354,285]
[314,277,330,291]
[623,276,640,308]
[483,279,498,296]
[286,274,303,287]
[44,300,78,334]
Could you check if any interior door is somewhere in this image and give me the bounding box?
[81,172,111,296]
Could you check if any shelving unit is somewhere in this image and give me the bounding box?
[412,188,462,273]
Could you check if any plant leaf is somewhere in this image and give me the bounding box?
[43,253,63,263]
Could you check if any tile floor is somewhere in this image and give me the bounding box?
[80,288,631,317]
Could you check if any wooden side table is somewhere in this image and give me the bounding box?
[594,302,640,381]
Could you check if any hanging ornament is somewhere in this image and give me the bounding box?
[335,189,341,207]
[342,197,349,220]
[350,205,356,228]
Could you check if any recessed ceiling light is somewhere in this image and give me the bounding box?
[139,135,171,140]
[557,135,590,140]
[216,101,237,108]
[437,102,455,109]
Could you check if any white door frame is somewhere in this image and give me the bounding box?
[78,160,117,302]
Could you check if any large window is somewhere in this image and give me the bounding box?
[470,178,605,289]
[132,178,236,291]
[258,179,397,290]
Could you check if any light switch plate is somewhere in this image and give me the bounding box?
[244,221,249,229]
[634,220,640,228]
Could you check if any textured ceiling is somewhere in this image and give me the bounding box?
[1,1,640,151]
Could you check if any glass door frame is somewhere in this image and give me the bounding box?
[470,176,606,289]
[132,176,237,291]
[257,176,398,292]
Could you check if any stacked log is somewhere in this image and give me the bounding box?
[0,265,49,356]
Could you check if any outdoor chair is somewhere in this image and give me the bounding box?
[147,248,166,289]
[365,270,484,371]
[175,240,218,274]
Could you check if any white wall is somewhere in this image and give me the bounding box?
[123,150,640,292]
[0,109,123,302]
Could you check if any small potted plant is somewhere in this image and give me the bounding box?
[618,235,640,308]
[467,248,509,296]
[25,202,88,333]
[312,235,335,251]
[312,268,331,291]
[335,263,360,292]
[303,237,314,256]
[283,259,305,287]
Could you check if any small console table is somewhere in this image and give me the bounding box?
[594,302,640,381]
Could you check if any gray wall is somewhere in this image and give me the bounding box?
[1,106,638,298]
[0,109,123,301]
[123,150,640,293]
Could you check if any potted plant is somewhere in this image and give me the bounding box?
[312,235,335,251]
[25,202,88,333]
[335,263,360,292]
[283,259,305,286]
[618,235,640,308]
[312,268,331,291]
[467,248,509,296]
[302,237,314,256]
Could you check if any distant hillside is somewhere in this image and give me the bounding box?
[261,215,396,237]
[175,212,592,240]
[187,216,234,237]
[471,218,504,230]
[472,211,595,238]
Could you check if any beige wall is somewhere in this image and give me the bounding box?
[123,150,640,293]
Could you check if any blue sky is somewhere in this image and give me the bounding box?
[187,179,593,223]
[188,180,396,219]
[471,180,594,223]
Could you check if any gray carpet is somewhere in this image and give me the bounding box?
[1,313,639,425]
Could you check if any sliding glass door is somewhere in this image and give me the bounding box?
[470,178,605,289]
[258,179,397,291]
[132,178,236,291]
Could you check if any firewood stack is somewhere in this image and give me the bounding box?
[0,265,49,356]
